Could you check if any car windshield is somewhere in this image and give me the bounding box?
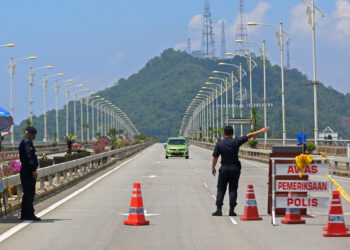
[168,139,187,145]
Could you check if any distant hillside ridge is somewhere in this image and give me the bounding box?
[14,49,350,142]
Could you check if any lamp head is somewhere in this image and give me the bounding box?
[83,88,90,91]
[67,79,74,82]
[209,77,215,79]
[77,84,84,87]
[45,65,54,69]
[213,71,220,73]
[5,43,15,47]
[57,73,64,76]
[205,82,211,85]
[235,40,244,43]
[218,62,226,65]
[28,56,37,60]
[247,22,258,26]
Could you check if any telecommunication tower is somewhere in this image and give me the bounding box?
[286,40,290,69]
[201,0,215,58]
[221,20,226,59]
[187,38,191,54]
[235,0,249,55]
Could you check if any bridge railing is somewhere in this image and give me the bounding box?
[190,140,350,174]
[1,141,154,210]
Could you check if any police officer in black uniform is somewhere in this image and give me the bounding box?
[19,126,41,221]
[212,125,269,216]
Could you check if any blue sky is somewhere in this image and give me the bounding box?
[0,0,349,124]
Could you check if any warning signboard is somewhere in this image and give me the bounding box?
[276,164,329,176]
[276,196,329,208]
[276,180,329,192]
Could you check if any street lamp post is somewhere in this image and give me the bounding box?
[219,62,247,136]
[77,89,90,141]
[54,79,74,142]
[209,76,225,131]
[66,84,84,135]
[6,55,36,145]
[247,21,290,144]
[213,70,238,127]
[26,65,53,124]
[236,39,272,146]
[41,73,64,142]
[302,0,325,145]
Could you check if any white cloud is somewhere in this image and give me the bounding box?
[333,0,350,40]
[176,2,272,54]
[175,43,187,51]
[188,14,203,29]
[289,3,310,36]
[335,0,350,18]
[335,18,350,38]
[242,2,272,33]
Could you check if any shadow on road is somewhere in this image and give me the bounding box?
[0,216,71,224]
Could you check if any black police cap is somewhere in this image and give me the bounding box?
[26,126,37,134]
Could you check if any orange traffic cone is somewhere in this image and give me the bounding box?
[323,192,349,231]
[323,191,350,237]
[124,183,149,226]
[240,185,262,221]
[281,192,305,224]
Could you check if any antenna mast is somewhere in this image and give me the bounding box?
[235,0,249,55]
[221,20,226,59]
[201,0,215,58]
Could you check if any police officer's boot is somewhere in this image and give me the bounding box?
[229,208,237,216]
[212,207,222,216]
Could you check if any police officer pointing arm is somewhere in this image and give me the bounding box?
[211,126,269,216]
[19,126,41,221]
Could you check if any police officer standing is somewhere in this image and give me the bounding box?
[19,126,41,221]
[212,125,269,216]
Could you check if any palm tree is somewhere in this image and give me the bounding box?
[63,132,78,155]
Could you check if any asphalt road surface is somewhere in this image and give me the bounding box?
[0,143,349,250]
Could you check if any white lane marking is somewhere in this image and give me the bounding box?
[230,217,238,225]
[153,161,161,164]
[143,175,158,178]
[333,176,350,182]
[203,182,209,189]
[0,150,146,243]
[211,194,216,200]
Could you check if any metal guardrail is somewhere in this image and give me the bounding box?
[256,138,350,147]
[1,141,154,209]
[3,143,95,159]
[190,140,350,172]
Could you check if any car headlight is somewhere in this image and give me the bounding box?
[166,147,171,150]
[184,146,189,150]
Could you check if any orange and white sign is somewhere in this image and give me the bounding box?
[276,180,329,192]
[276,164,329,176]
[276,197,329,208]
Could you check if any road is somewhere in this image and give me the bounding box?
[0,143,349,250]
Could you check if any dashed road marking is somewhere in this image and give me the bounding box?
[230,217,238,225]
[211,194,216,200]
[203,182,209,188]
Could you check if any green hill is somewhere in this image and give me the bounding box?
[14,49,350,142]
